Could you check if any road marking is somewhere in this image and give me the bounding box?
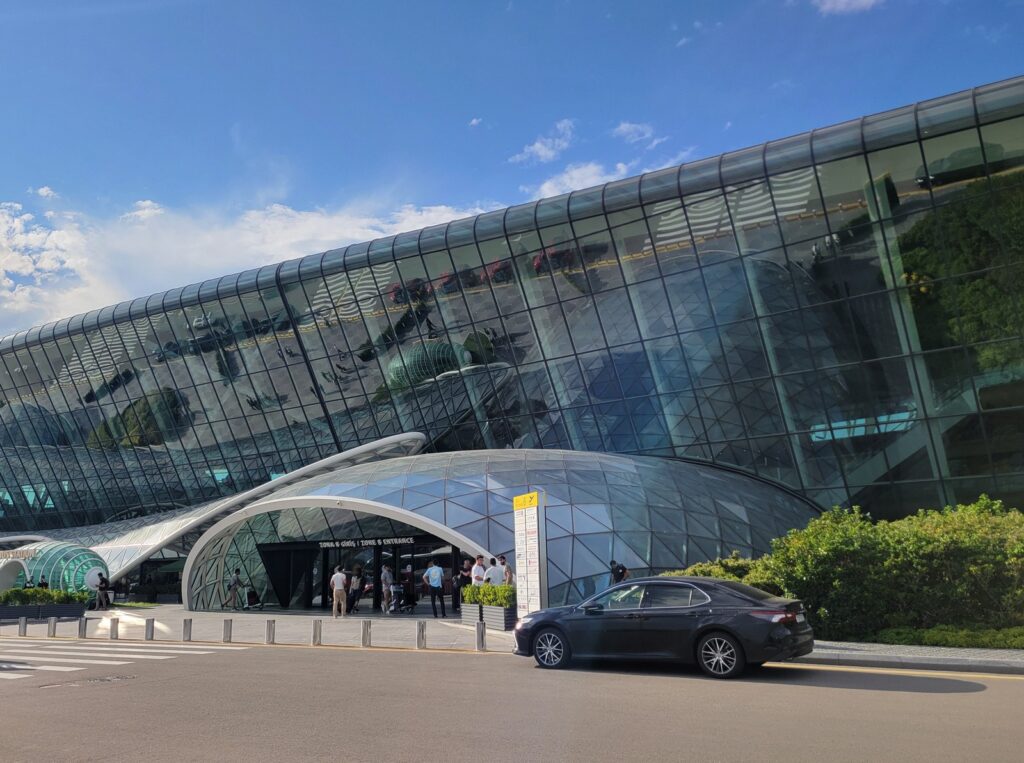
[2,649,174,661]
[767,662,1024,681]
[0,653,130,666]
[0,662,82,672]
[0,672,28,679]
[0,638,247,651]
[37,646,214,656]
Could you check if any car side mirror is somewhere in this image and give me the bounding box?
[582,603,603,615]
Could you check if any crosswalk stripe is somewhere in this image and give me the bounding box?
[0,662,82,673]
[0,672,29,679]
[1,639,248,651]
[37,646,214,657]
[0,653,130,666]
[2,649,174,661]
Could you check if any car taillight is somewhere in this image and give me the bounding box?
[751,609,798,625]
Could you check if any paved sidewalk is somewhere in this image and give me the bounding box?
[0,603,516,652]
[795,639,1024,674]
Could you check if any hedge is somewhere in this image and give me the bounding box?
[0,588,91,605]
[869,625,1024,650]
[460,584,516,608]
[663,495,1024,641]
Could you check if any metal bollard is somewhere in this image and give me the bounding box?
[182,618,193,642]
[475,621,487,652]
[47,617,58,638]
[78,617,88,639]
[223,619,233,643]
[109,617,119,640]
[18,616,27,637]
[311,619,322,646]
[265,619,276,645]
[145,618,155,641]
[361,619,372,648]
[415,620,427,649]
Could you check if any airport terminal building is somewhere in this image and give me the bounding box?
[0,77,1022,609]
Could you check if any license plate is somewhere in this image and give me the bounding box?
[796,613,806,623]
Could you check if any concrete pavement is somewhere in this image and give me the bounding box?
[2,642,1024,762]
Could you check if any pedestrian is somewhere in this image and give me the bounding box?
[499,555,514,585]
[471,555,486,586]
[347,565,363,614]
[96,573,110,610]
[329,565,347,619]
[484,557,503,585]
[226,568,244,610]
[380,563,394,614]
[609,559,629,584]
[24,576,35,589]
[38,575,49,590]
[422,559,447,618]
[453,559,472,613]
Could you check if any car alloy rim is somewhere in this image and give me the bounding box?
[536,633,564,666]
[701,637,737,675]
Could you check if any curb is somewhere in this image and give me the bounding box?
[791,652,1024,675]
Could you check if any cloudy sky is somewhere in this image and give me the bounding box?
[1,0,1020,336]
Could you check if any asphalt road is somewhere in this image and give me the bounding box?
[2,639,1023,762]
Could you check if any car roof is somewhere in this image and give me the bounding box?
[614,576,721,586]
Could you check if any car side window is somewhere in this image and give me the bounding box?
[644,584,710,609]
[588,584,646,610]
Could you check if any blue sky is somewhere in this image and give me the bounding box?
[0,0,1021,334]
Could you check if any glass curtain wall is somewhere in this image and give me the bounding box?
[1,77,1023,530]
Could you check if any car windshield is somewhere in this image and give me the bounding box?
[713,580,779,602]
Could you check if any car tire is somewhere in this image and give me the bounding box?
[533,628,571,669]
[696,632,746,679]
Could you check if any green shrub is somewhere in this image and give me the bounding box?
[460,584,516,608]
[660,551,785,596]
[870,624,1024,650]
[0,588,90,605]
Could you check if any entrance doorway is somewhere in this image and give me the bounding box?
[256,534,472,613]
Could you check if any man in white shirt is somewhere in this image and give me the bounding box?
[329,566,347,618]
[483,557,503,586]
[471,555,486,586]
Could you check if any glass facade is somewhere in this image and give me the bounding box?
[184,450,818,607]
[1,76,1023,532]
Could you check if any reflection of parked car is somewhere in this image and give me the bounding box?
[532,247,576,274]
[389,278,432,304]
[484,260,514,283]
[514,576,814,678]
[915,144,1004,189]
[438,268,482,293]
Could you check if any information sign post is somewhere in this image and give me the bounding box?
[513,490,547,618]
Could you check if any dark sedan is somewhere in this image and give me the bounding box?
[513,576,814,678]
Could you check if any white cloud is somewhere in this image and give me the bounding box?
[641,146,698,173]
[509,119,575,163]
[120,199,165,221]
[647,136,669,150]
[468,117,483,127]
[693,20,705,30]
[724,121,733,130]
[34,186,59,199]
[612,122,654,144]
[0,195,497,337]
[811,0,883,14]
[675,36,691,47]
[526,162,631,199]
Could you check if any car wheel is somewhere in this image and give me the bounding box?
[533,628,570,669]
[696,632,746,679]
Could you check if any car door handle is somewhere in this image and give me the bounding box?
[624,613,647,620]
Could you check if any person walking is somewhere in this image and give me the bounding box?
[226,568,244,610]
[346,565,363,614]
[422,559,447,618]
[498,555,514,586]
[329,565,347,619]
[96,573,110,610]
[471,555,486,586]
[609,559,629,584]
[380,563,394,614]
[483,557,503,586]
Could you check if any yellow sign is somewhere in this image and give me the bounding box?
[513,491,539,511]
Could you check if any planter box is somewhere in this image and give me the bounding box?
[481,604,517,631]
[461,603,482,626]
[0,605,40,620]
[39,603,85,619]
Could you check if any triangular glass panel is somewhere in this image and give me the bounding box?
[445,502,487,528]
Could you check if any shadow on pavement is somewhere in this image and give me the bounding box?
[554,659,987,694]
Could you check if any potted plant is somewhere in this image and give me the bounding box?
[461,584,517,631]
[0,587,89,620]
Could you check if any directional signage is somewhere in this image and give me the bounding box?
[513,490,547,618]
